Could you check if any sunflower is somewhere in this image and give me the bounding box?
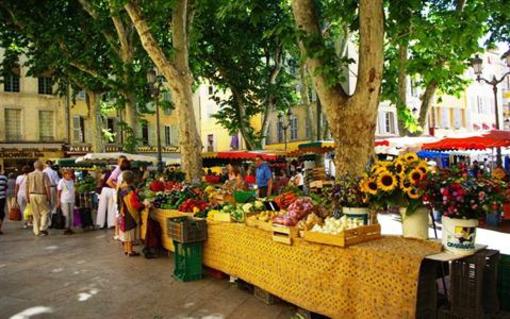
[394,160,406,175]
[408,168,424,184]
[417,162,428,174]
[406,187,421,199]
[403,152,419,163]
[400,177,413,192]
[377,172,398,192]
[365,178,378,195]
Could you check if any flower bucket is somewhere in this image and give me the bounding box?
[342,207,369,225]
[441,216,478,255]
[399,207,429,240]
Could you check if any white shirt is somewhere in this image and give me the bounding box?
[57,179,75,203]
[15,175,27,198]
[43,167,60,186]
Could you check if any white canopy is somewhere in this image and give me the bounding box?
[76,152,158,164]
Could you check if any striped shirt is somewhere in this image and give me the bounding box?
[0,175,7,199]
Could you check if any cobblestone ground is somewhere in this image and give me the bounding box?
[0,220,295,319]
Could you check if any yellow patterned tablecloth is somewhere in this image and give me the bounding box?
[149,209,442,319]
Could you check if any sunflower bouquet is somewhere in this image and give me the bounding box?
[360,152,429,213]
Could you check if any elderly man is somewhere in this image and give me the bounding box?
[26,160,51,236]
[43,160,60,225]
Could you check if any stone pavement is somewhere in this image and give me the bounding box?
[0,220,295,319]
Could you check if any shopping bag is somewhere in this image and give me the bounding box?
[51,208,66,229]
[23,204,32,220]
[9,203,22,221]
[73,208,82,227]
[79,208,93,228]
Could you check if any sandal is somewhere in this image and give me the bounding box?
[127,252,140,257]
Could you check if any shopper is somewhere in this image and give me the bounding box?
[255,155,272,198]
[106,155,127,240]
[26,160,51,236]
[232,166,248,191]
[15,166,31,228]
[293,168,304,191]
[6,173,16,214]
[0,166,7,235]
[56,169,76,235]
[96,169,115,229]
[118,171,146,257]
[43,160,60,225]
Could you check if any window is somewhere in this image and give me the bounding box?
[477,96,483,114]
[4,109,21,141]
[164,125,171,146]
[39,111,54,141]
[208,85,214,95]
[384,112,396,134]
[4,73,20,92]
[207,134,214,152]
[77,90,86,100]
[441,107,449,129]
[277,119,284,143]
[141,123,149,145]
[290,115,298,140]
[72,116,85,142]
[38,77,53,95]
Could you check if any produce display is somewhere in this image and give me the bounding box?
[76,175,96,193]
[297,213,323,231]
[274,192,298,209]
[178,199,209,213]
[151,187,201,209]
[310,216,365,235]
[273,197,314,226]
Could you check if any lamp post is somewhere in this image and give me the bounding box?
[277,109,293,151]
[470,50,510,166]
[147,69,163,172]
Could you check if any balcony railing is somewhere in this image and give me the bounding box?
[104,144,179,153]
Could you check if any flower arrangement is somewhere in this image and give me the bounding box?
[422,166,509,220]
[360,152,429,213]
[331,175,368,208]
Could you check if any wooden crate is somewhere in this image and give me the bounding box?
[272,224,298,245]
[303,224,381,247]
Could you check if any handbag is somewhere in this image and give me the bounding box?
[51,208,66,229]
[73,208,82,227]
[9,204,22,221]
[23,204,32,220]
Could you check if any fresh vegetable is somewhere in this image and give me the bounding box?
[273,197,314,226]
[178,199,209,212]
[274,192,298,209]
[297,213,323,231]
[310,216,364,234]
[149,180,165,192]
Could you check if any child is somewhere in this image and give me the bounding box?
[57,169,75,235]
[118,171,146,257]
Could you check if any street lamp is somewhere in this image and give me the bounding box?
[277,109,293,151]
[147,69,163,172]
[470,50,510,166]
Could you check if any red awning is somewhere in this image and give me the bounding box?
[215,151,279,161]
[422,130,510,150]
[374,140,390,147]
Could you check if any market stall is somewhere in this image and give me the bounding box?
[138,151,508,318]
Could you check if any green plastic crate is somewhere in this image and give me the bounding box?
[173,241,203,282]
[233,190,256,203]
[499,254,510,311]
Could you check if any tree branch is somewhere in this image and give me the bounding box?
[78,0,121,57]
[124,1,181,83]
